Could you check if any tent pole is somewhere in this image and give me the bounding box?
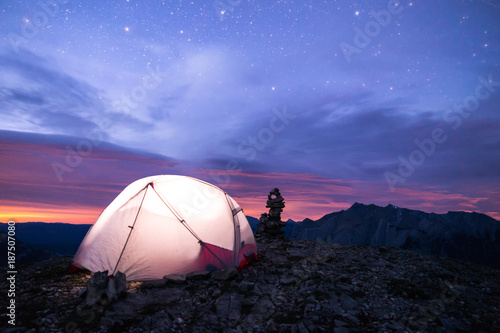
[112,184,149,276]
[151,184,229,268]
[225,193,241,266]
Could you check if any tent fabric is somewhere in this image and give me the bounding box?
[72,175,258,281]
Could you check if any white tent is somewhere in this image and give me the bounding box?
[73,175,257,281]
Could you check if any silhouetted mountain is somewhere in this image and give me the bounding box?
[0,231,54,267]
[246,216,259,232]
[0,222,91,255]
[247,216,298,237]
[288,203,500,269]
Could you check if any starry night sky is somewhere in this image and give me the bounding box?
[1,0,499,223]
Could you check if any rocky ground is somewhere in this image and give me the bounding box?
[1,237,500,332]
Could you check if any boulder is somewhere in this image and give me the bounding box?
[85,271,109,307]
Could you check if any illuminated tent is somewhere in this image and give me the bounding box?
[73,175,257,281]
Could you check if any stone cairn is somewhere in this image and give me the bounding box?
[256,188,286,239]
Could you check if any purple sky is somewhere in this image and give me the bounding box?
[1,0,499,222]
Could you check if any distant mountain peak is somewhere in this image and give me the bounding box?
[348,202,399,211]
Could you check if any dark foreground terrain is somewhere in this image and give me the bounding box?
[1,238,499,332]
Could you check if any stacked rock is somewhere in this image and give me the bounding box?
[257,188,286,238]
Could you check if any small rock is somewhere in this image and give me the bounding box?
[242,295,259,307]
[280,276,297,285]
[296,321,308,333]
[342,313,361,326]
[251,295,275,322]
[212,288,222,298]
[267,319,279,332]
[438,316,466,331]
[164,274,187,284]
[239,280,254,292]
[187,270,211,279]
[215,293,243,322]
[213,267,238,281]
[334,320,347,327]
[141,279,165,289]
[339,294,358,311]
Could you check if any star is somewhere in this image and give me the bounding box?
[124,27,130,32]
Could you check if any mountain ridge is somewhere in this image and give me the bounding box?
[288,202,500,269]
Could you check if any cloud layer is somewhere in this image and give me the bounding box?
[1,130,498,223]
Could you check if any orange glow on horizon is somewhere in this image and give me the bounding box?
[2,195,499,224]
[1,197,352,225]
[0,204,101,224]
